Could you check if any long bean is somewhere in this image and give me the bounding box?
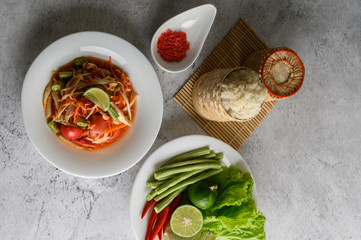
[77,121,88,127]
[59,71,73,79]
[155,170,203,195]
[74,58,83,66]
[152,174,180,181]
[51,80,63,91]
[196,151,216,159]
[146,170,203,201]
[154,162,221,181]
[155,159,220,172]
[162,147,210,166]
[154,186,186,214]
[154,169,223,201]
[47,121,59,133]
[146,189,158,201]
[214,152,224,160]
[146,180,167,189]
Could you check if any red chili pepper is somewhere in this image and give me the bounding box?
[141,199,155,219]
[150,206,169,240]
[157,230,162,240]
[162,193,182,234]
[145,201,160,240]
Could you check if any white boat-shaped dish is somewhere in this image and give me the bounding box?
[150,4,217,73]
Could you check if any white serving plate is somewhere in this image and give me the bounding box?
[130,135,257,240]
[21,32,163,178]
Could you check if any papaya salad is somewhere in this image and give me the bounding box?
[42,56,137,151]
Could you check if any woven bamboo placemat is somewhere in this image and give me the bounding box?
[174,19,278,150]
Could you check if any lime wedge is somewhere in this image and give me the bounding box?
[83,87,110,111]
[170,205,203,238]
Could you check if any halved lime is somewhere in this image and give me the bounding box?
[83,87,110,111]
[170,205,203,238]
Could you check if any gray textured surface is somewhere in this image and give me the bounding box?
[1,0,360,239]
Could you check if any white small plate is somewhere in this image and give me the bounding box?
[151,4,217,73]
[130,135,257,240]
[21,32,163,178]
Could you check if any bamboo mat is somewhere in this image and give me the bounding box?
[174,19,278,150]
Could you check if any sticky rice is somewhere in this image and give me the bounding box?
[221,69,266,120]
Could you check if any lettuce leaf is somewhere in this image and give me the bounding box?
[207,165,248,191]
[201,166,266,240]
[214,213,266,239]
[208,173,253,211]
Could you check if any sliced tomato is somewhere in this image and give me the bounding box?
[89,114,108,138]
[60,125,83,140]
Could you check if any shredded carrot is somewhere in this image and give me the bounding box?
[73,100,86,123]
[121,72,126,86]
[107,123,113,137]
[102,123,126,134]
[74,104,80,123]
[78,101,86,114]
[115,69,126,86]
[62,100,75,106]
[81,130,90,137]
[115,94,125,106]
[109,57,122,84]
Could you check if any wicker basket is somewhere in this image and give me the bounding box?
[192,67,272,122]
[243,47,305,99]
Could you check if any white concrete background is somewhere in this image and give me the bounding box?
[1,0,360,239]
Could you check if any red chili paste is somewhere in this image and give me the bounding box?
[157,29,190,62]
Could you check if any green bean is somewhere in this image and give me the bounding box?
[47,121,59,133]
[155,159,220,172]
[154,162,221,181]
[59,71,73,79]
[146,174,187,201]
[154,169,223,201]
[74,58,83,66]
[51,80,63,91]
[146,180,167,189]
[76,121,88,127]
[162,147,210,166]
[154,186,186,214]
[152,170,203,197]
[196,151,216,159]
[214,152,224,160]
[146,189,158,201]
[153,175,177,181]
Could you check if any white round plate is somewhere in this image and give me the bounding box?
[21,32,163,178]
[130,135,257,240]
